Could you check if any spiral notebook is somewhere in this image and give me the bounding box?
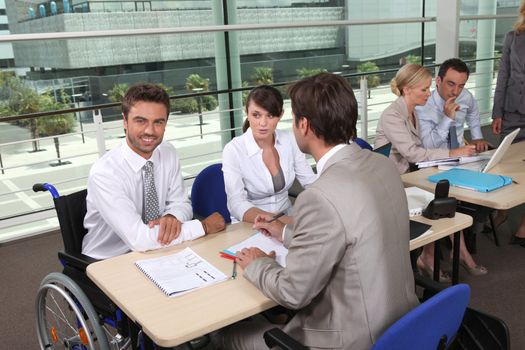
[135,247,228,297]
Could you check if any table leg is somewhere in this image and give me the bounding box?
[433,240,441,282]
[452,230,460,285]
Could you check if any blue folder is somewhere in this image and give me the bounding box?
[428,168,512,193]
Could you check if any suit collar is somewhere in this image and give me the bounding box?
[321,143,361,175]
[395,96,419,138]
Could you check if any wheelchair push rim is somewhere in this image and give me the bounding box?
[35,272,110,350]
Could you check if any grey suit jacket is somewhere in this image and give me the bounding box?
[245,143,419,350]
[374,96,449,174]
[493,30,525,117]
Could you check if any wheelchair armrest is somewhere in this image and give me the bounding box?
[58,250,99,271]
[263,327,308,350]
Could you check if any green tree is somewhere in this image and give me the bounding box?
[296,67,327,79]
[357,61,381,99]
[0,74,46,152]
[252,67,273,85]
[404,54,422,65]
[0,75,76,161]
[184,74,217,112]
[107,83,129,103]
[241,81,250,106]
[185,74,209,92]
[171,98,198,114]
[38,90,76,166]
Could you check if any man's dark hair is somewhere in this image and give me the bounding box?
[243,85,284,133]
[122,83,170,119]
[288,73,357,145]
[438,58,470,80]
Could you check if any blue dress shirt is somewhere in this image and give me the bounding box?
[416,89,483,149]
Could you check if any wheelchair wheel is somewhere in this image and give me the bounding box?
[35,272,110,350]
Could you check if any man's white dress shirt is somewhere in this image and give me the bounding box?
[416,89,483,149]
[222,128,317,221]
[82,141,204,259]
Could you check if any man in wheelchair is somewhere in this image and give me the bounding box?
[82,83,226,259]
[35,83,225,350]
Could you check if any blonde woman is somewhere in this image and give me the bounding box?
[375,64,475,174]
[375,64,487,280]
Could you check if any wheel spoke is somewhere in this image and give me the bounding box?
[46,290,79,334]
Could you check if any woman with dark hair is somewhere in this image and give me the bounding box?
[222,85,316,223]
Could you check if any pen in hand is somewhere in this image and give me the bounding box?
[231,259,237,280]
[266,212,285,223]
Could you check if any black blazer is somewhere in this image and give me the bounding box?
[493,30,525,117]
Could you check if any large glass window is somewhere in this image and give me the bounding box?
[1,0,517,240]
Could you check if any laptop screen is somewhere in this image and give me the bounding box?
[482,128,520,173]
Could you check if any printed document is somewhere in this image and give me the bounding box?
[223,232,288,267]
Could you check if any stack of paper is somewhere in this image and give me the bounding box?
[222,231,288,267]
[405,187,434,217]
[416,155,490,169]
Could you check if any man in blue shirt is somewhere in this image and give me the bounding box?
[417,58,492,153]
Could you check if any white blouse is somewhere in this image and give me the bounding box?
[222,128,317,221]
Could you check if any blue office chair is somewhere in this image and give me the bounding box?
[374,142,392,157]
[191,163,232,223]
[264,284,470,350]
[354,137,373,150]
[355,137,392,157]
[371,283,470,350]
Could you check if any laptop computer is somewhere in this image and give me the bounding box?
[457,128,520,173]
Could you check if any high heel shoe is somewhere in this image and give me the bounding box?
[460,261,488,276]
[416,257,451,283]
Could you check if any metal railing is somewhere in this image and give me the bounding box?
[0,5,512,241]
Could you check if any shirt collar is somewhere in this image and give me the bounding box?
[430,89,445,108]
[244,127,281,157]
[122,140,161,172]
[316,143,347,175]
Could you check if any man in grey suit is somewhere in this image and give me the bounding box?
[220,73,419,350]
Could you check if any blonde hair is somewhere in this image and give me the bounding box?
[390,64,432,96]
[514,0,525,33]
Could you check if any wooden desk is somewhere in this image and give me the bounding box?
[87,215,472,347]
[87,222,275,347]
[410,213,472,251]
[402,141,525,210]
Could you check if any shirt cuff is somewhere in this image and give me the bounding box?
[181,219,205,240]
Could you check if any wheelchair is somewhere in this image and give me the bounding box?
[34,183,205,350]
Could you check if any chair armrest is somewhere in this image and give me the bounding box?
[58,250,99,271]
[414,272,447,301]
[263,327,308,350]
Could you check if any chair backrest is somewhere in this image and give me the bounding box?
[371,284,470,350]
[191,163,231,223]
[354,137,373,150]
[53,189,88,255]
[373,142,392,157]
